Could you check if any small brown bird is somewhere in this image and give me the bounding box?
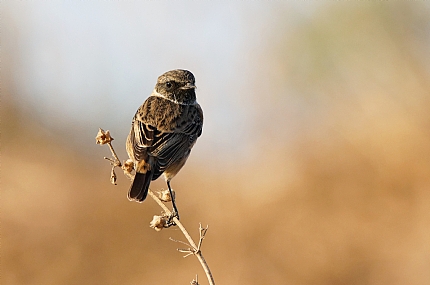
[126,69,203,218]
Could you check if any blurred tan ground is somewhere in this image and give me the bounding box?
[3,3,430,285]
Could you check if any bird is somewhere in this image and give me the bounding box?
[126,69,203,219]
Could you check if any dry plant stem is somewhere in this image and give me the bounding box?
[97,129,215,285]
[107,142,121,166]
[147,191,215,285]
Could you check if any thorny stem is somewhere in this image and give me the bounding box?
[97,129,215,285]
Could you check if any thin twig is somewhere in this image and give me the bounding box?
[197,223,208,252]
[169,237,192,248]
[107,142,121,165]
[191,275,199,285]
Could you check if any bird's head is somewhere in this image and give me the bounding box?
[155,69,197,105]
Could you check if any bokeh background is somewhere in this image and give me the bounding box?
[3,2,430,284]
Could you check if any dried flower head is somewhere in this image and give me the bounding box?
[95,128,114,145]
[159,189,174,202]
[190,275,199,285]
[123,159,134,174]
[150,215,167,231]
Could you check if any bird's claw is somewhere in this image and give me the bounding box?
[164,210,180,227]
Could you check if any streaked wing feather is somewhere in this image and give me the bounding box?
[150,133,190,174]
[131,120,154,161]
[131,102,203,177]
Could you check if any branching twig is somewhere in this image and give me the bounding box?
[147,191,215,285]
[96,128,134,184]
[170,223,208,257]
[96,128,215,285]
[198,223,209,252]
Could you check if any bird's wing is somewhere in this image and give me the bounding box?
[130,102,202,179]
[129,120,157,161]
[181,103,203,138]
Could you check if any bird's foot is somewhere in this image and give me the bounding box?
[165,210,180,227]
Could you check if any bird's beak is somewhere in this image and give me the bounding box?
[180,82,196,90]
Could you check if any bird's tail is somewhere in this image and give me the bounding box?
[128,170,153,202]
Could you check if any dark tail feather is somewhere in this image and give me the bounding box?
[128,171,153,202]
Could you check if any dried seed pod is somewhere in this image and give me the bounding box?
[150,215,167,231]
[123,159,134,174]
[110,168,117,185]
[95,128,114,145]
[159,189,174,202]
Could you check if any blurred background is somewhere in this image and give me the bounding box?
[3,2,430,284]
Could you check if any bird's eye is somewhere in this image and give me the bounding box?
[165,82,172,88]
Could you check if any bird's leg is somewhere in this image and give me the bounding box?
[167,180,180,221]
